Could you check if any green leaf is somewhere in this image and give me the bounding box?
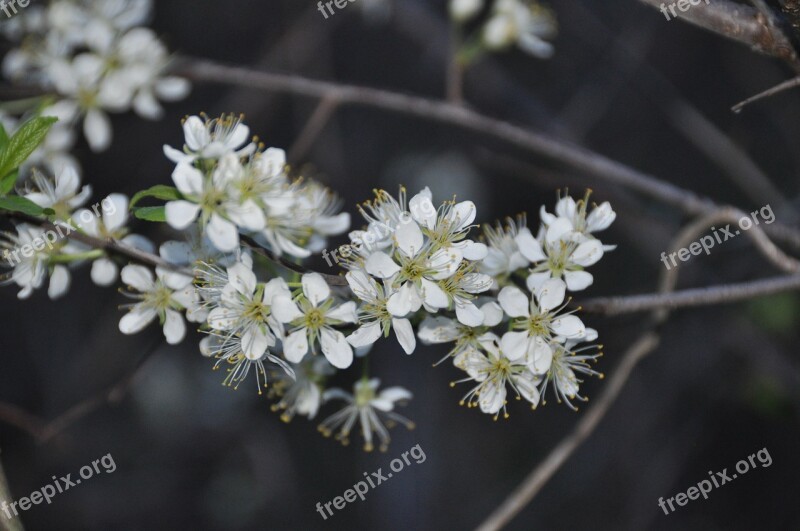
[130,185,182,208]
[0,123,9,153]
[0,170,18,196]
[133,206,167,222]
[0,116,58,179]
[0,196,46,216]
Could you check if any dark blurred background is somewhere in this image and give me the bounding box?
[1,0,800,529]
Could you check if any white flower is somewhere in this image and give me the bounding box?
[417,301,503,361]
[118,264,198,344]
[23,167,91,218]
[272,273,358,369]
[452,334,541,418]
[437,267,494,326]
[480,216,531,280]
[483,0,557,58]
[163,114,255,164]
[345,269,416,354]
[205,260,289,361]
[498,278,586,374]
[269,357,334,422]
[539,191,616,241]
[164,156,258,252]
[539,329,603,410]
[200,332,294,394]
[516,215,605,292]
[75,194,154,286]
[0,224,76,300]
[450,0,484,22]
[319,378,414,452]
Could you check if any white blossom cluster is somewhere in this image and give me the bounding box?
[1,0,190,158]
[1,110,616,450]
[449,0,557,59]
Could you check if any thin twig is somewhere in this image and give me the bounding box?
[0,339,162,444]
[287,96,341,162]
[0,450,24,531]
[732,75,800,112]
[173,57,800,250]
[475,332,661,531]
[239,234,347,286]
[582,274,800,315]
[636,0,800,69]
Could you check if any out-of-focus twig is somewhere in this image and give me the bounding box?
[732,75,800,112]
[173,57,800,250]
[635,0,800,70]
[0,451,24,531]
[287,96,341,161]
[0,339,162,444]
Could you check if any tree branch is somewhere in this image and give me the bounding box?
[636,0,800,69]
[581,274,800,315]
[173,57,800,250]
[0,451,24,531]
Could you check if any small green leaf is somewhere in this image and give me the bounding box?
[0,116,58,178]
[0,196,46,216]
[130,185,182,208]
[133,206,167,222]
[0,123,9,153]
[0,170,18,196]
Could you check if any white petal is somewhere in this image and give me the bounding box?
[586,202,616,232]
[91,258,118,286]
[529,338,553,374]
[537,278,566,312]
[392,318,416,354]
[498,286,530,318]
[551,315,586,339]
[48,265,71,299]
[461,241,488,261]
[155,77,191,101]
[133,89,163,120]
[455,300,485,327]
[386,281,423,316]
[242,327,270,360]
[84,109,112,152]
[227,261,256,295]
[102,194,129,231]
[420,278,449,309]
[479,382,506,414]
[206,214,239,252]
[545,217,575,245]
[283,329,309,363]
[377,386,413,404]
[481,301,504,327]
[570,239,604,267]
[302,273,330,306]
[395,218,424,258]
[171,163,204,195]
[327,301,358,323]
[500,331,529,361]
[163,309,186,345]
[165,200,200,230]
[347,321,382,348]
[263,277,290,305]
[564,270,593,291]
[409,193,436,229]
[526,272,551,293]
[365,252,401,278]
[119,305,157,335]
[183,116,208,151]
[515,227,546,262]
[428,247,463,280]
[55,166,80,197]
[271,295,304,323]
[121,264,155,292]
[320,328,354,369]
[449,201,477,231]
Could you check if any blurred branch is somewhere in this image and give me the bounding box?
[287,96,341,162]
[635,0,800,70]
[239,235,347,286]
[174,57,800,250]
[0,339,161,444]
[476,331,661,531]
[582,274,800,315]
[0,451,24,531]
[732,75,800,111]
